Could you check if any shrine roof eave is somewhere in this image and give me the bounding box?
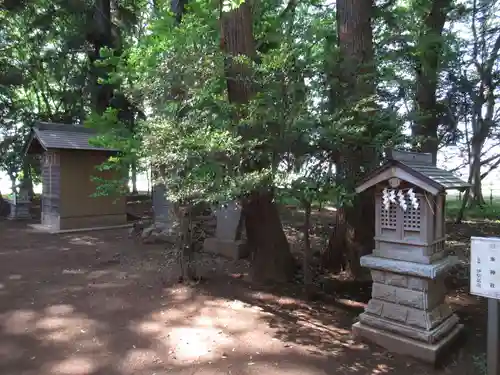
[355,159,469,195]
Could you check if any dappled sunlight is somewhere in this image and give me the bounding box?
[196,300,267,333]
[247,290,304,308]
[1,305,106,349]
[35,315,101,344]
[88,281,131,289]
[371,363,392,374]
[62,269,86,275]
[117,348,162,374]
[2,309,38,334]
[48,355,100,375]
[167,326,234,361]
[66,236,101,246]
[132,321,165,335]
[87,270,114,279]
[162,285,195,302]
[0,221,454,375]
[44,304,75,316]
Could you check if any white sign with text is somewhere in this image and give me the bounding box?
[471,236,500,300]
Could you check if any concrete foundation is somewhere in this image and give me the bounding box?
[203,238,249,260]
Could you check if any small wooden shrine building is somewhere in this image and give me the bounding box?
[25,122,127,232]
[352,150,470,363]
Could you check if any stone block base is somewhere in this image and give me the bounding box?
[359,312,459,344]
[203,238,249,260]
[352,321,463,364]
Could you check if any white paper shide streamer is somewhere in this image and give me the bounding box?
[397,190,407,211]
[407,188,419,210]
[382,185,419,211]
[382,188,390,210]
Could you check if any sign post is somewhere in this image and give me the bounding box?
[471,236,500,375]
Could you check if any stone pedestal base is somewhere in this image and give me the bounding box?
[353,321,463,363]
[353,254,463,364]
[203,238,249,260]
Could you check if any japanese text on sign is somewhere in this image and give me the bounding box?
[470,236,500,300]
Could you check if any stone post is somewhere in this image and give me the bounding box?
[203,200,248,260]
[7,189,31,220]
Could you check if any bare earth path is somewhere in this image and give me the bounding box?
[0,221,482,375]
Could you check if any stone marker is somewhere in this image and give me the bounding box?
[203,200,248,260]
[139,183,177,244]
[215,200,241,240]
[152,183,172,226]
[7,188,31,220]
[352,150,469,364]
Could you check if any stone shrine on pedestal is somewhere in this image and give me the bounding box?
[352,150,469,363]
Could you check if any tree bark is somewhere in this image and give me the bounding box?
[222,4,295,282]
[89,0,114,114]
[411,0,452,164]
[469,137,485,206]
[131,161,138,194]
[21,161,34,199]
[242,190,295,283]
[323,0,376,279]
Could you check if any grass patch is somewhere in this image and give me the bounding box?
[446,198,500,221]
[472,353,487,375]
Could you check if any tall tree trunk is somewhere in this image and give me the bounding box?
[21,161,34,199]
[411,0,452,164]
[10,176,17,195]
[469,137,485,206]
[222,3,295,283]
[302,200,313,296]
[131,161,138,194]
[323,0,376,279]
[90,0,114,114]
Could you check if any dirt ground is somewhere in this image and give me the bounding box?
[0,210,493,375]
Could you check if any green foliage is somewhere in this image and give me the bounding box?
[97,0,403,207]
[1,0,497,217]
[446,197,500,221]
[0,130,26,189]
[472,353,487,375]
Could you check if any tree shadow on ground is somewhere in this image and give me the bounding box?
[0,222,385,375]
[0,220,490,375]
[195,277,480,375]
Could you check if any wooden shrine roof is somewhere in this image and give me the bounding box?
[25,122,117,153]
[356,150,470,194]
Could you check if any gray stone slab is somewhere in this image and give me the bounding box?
[371,282,445,310]
[152,183,172,225]
[214,201,242,241]
[352,321,464,364]
[373,247,446,264]
[366,298,452,330]
[359,312,460,344]
[360,254,458,279]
